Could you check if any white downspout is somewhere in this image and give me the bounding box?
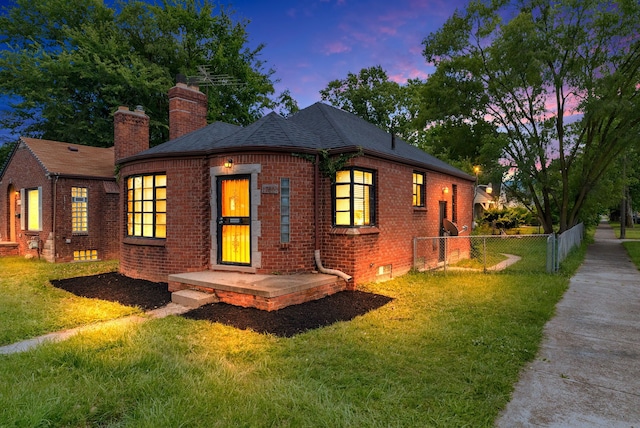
[315,249,352,282]
[313,153,352,282]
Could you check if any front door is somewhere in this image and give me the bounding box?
[217,176,251,265]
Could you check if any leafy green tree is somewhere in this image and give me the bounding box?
[422,0,640,233]
[319,65,415,138]
[0,0,283,147]
[0,141,15,173]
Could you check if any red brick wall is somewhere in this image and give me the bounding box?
[119,157,211,282]
[51,178,119,262]
[0,143,120,262]
[118,151,473,286]
[168,84,207,140]
[220,153,317,274]
[0,143,52,258]
[317,155,474,285]
[114,106,149,162]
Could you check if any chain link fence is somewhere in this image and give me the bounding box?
[413,223,584,274]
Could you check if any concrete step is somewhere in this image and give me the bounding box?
[171,289,219,308]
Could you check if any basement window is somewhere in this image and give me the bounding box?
[74,250,98,261]
[126,174,167,238]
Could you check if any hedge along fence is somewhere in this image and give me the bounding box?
[413,223,584,274]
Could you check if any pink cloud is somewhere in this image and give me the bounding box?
[323,41,351,55]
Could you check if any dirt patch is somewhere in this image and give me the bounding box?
[51,272,393,337]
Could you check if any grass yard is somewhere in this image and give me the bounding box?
[609,222,640,239]
[622,241,640,270]
[0,258,139,346]
[0,245,587,427]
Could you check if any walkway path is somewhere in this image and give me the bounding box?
[497,223,640,427]
[0,303,190,355]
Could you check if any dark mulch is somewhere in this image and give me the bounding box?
[51,272,172,311]
[183,291,393,337]
[51,272,393,337]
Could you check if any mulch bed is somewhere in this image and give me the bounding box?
[51,272,172,311]
[51,272,393,337]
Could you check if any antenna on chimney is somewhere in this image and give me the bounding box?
[187,65,243,88]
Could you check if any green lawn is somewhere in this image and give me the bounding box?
[0,246,587,427]
[610,222,640,239]
[0,258,139,346]
[623,241,640,270]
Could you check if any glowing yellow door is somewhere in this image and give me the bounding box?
[218,176,251,265]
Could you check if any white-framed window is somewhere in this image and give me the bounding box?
[72,187,88,233]
[126,174,167,238]
[21,187,42,231]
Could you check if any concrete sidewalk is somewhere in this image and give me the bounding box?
[497,223,640,427]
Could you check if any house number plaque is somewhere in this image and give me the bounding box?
[261,184,279,194]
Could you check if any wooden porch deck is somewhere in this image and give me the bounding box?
[168,271,348,311]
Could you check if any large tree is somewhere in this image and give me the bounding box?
[422,0,640,233]
[0,0,280,147]
[319,65,417,139]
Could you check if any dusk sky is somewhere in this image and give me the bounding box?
[229,0,467,107]
[0,0,469,140]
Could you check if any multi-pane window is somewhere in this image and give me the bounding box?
[21,187,42,231]
[413,172,425,207]
[280,178,290,243]
[126,174,167,238]
[452,184,458,223]
[74,250,97,261]
[72,187,88,233]
[334,168,375,227]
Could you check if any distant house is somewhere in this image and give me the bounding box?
[474,184,496,219]
[0,138,119,261]
[114,83,475,310]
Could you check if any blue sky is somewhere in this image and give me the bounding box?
[0,0,467,141]
[229,0,465,107]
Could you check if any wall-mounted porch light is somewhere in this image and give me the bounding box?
[224,158,233,168]
[486,183,493,194]
[442,186,449,195]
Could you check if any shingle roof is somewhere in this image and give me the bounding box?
[289,103,473,179]
[126,102,473,181]
[20,137,115,178]
[141,121,240,155]
[214,112,323,150]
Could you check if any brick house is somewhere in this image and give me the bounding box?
[0,138,119,261]
[115,83,475,309]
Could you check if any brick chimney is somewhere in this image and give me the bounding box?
[114,106,149,162]
[169,82,208,140]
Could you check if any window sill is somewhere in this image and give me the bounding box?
[123,237,166,247]
[330,226,380,236]
[413,207,428,213]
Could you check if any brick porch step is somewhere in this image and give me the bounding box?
[171,289,219,308]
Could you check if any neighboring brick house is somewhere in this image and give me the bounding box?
[116,83,475,292]
[0,138,119,262]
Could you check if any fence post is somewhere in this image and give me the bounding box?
[546,234,556,273]
[483,236,487,273]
